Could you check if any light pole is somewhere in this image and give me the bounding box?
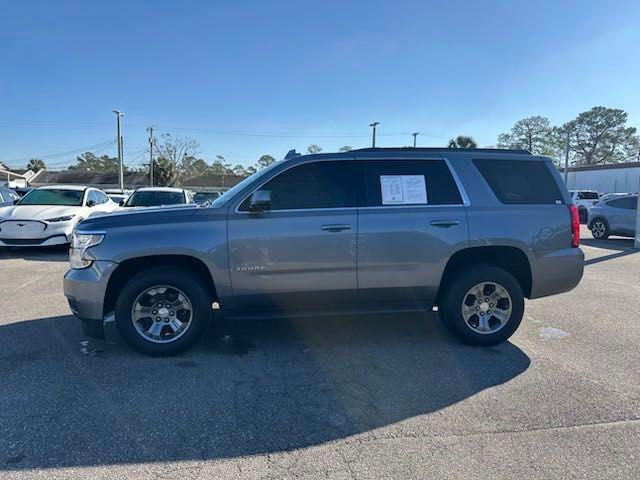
[369,122,379,148]
[412,132,420,148]
[112,110,124,191]
[146,126,155,187]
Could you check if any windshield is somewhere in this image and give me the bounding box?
[124,190,186,207]
[210,160,283,207]
[18,189,84,206]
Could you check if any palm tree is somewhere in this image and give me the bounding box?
[26,158,46,171]
[447,136,478,149]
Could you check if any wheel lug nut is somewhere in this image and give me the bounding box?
[480,312,484,316]
[170,311,174,316]
[164,318,169,322]
[152,310,157,314]
[476,307,480,311]
[155,317,160,321]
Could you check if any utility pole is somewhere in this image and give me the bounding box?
[146,126,155,187]
[563,129,570,186]
[113,110,124,191]
[412,132,420,148]
[369,122,379,148]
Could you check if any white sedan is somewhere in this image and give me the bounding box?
[0,185,117,247]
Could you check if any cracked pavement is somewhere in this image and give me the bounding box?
[0,227,639,479]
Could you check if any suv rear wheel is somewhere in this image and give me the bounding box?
[441,266,524,346]
[115,267,210,355]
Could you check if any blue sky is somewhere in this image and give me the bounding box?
[1,0,639,169]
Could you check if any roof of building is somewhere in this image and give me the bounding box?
[563,161,640,172]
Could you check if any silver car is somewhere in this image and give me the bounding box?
[588,194,638,239]
[64,148,584,355]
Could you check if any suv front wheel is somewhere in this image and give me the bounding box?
[115,267,210,355]
[441,266,524,346]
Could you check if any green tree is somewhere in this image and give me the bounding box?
[70,152,121,172]
[153,156,179,186]
[26,158,46,171]
[448,136,477,149]
[561,107,638,165]
[307,144,323,154]
[338,146,353,152]
[497,116,556,154]
[256,154,276,170]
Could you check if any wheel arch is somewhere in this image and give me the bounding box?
[104,255,218,317]
[435,246,532,304]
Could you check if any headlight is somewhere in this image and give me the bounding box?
[45,215,76,223]
[69,231,105,269]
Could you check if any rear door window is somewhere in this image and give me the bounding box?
[473,159,563,204]
[364,159,462,206]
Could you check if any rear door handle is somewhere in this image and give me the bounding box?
[430,219,460,228]
[321,224,352,232]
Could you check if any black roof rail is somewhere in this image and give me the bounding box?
[350,147,532,155]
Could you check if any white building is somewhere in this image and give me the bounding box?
[563,162,640,193]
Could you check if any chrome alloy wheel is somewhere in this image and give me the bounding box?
[461,282,513,335]
[591,220,606,238]
[131,285,193,343]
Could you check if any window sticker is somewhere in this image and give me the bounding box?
[380,175,428,205]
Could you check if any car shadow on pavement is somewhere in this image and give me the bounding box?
[581,237,638,266]
[0,312,530,471]
[0,245,68,262]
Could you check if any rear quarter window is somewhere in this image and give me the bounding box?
[473,159,564,204]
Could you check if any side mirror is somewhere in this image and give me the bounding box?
[119,200,125,206]
[13,199,20,205]
[249,190,271,212]
[87,200,96,207]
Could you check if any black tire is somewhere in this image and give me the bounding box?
[590,218,610,239]
[441,266,524,346]
[115,267,210,356]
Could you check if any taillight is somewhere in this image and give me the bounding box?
[569,204,580,247]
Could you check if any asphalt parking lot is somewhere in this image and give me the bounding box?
[0,226,638,479]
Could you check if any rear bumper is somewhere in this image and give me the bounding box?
[529,247,584,299]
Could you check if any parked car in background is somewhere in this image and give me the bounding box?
[569,190,600,223]
[193,191,221,204]
[0,186,19,207]
[119,187,193,208]
[588,194,638,239]
[64,148,583,356]
[104,189,132,205]
[108,193,129,205]
[597,192,634,204]
[0,185,117,247]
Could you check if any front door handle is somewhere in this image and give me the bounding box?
[321,224,352,232]
[430,219,460,228]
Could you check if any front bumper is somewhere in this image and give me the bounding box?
[0,221,74,247]
[64,260,117,322]
[529,247,584,299]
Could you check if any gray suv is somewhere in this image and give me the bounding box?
[588,194,638,239]
[64,148,584,355]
